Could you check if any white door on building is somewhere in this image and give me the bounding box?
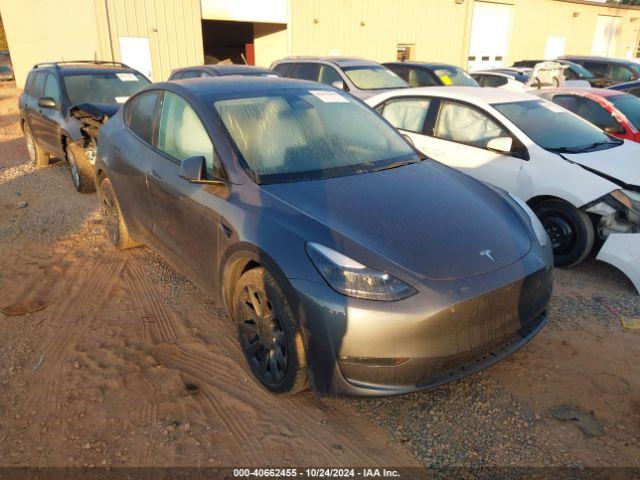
[592,16,621,57]
[119,37,153,80]
[467,2,513,71]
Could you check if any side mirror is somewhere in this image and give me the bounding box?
[487,137,513,154]
[331,79,348,91]
[38,97,58,109]
[179,155,227,185]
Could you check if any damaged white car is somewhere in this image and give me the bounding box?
[367,87,640,293]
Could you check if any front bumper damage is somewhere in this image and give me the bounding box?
[596,233,640,295]
[587,195,640,295]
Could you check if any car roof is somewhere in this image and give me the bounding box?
[157,76,330,98]
[561,55,634,65]
[539,87,623,98]
[33,62,140,76]
[276,56,382,67]
[175,64,275,75]
[368,86,538,106]
[383,61,462,69]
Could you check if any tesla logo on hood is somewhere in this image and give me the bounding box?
[479,249,495,261]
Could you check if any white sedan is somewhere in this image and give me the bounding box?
[366,87,640,294]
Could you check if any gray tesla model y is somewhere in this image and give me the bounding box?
[94,77,553,397]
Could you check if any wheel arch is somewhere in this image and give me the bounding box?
[220,244,297,319]
[526,195,564,210]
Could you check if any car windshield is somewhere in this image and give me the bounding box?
[63,72,150,105]
[342,65,408,90]
[432,66,478,86]
[213,88,417,183]
[565,62,595,79]
[493,100,616,152]
[609,93,640,129]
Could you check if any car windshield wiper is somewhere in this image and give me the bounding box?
[372,158,420,172]
[581,140,623,151]
[547,140,622,154]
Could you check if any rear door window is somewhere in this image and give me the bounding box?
[288,63,321,81]
[272,63,293,77]
[583,61,608,77]
[318,65,342,86]
[24,72,37,95]
[481,75,508,87]
[407,68,437,87]
[380,98,431,133]
[181,70,203,79]
[126,90,161,144]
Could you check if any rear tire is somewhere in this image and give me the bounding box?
[24,124,50,167]
[233,267,309,395]
[534,199,594,268]
[97,176,140,249]
[66,142,96,193]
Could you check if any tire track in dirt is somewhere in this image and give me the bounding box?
[121,263,415,466]
[122,259,183,345]
[23,251,128,461]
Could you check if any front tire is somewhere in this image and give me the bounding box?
[97,176,140,249]
[534,199,594,268]
[24,124,50,167]
[233,267,309,395]
[66,142,96,193]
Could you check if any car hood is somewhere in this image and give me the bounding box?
[563,141,640,187]
[69,102,120,120]
[262,160,532,281]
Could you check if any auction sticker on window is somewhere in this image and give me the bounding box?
[310,90,350,103]
[116,73,139,82]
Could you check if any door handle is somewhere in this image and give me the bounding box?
[150,169,162,180]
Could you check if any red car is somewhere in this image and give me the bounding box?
[536,88,640,143]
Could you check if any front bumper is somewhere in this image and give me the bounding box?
[290,250,553,397]
[596,233,640,295]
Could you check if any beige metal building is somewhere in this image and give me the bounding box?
[1,0,640,88]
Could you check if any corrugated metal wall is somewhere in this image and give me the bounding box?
[0,0,106,87]
[95,0,204,81]
[288,0,469,65]
[510,0,640,61]
[253,0,640,69]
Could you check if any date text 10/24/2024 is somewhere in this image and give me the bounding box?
[233,468,402,478]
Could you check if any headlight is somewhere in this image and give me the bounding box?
[611,189,640,215]
[306,242,417,301]
[508,192,549,247]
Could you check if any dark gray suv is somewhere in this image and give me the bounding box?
[19,61,149,192]
[270,57,408,100]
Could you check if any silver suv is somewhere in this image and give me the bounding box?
[270,57,408,100]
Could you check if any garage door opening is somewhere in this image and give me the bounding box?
[202,20,254,64]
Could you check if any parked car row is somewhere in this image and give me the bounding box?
[17,57,640,398]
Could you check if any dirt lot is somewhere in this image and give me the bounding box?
[0,82,639,474]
